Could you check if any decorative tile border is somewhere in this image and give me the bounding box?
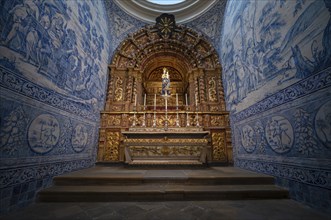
[235,158,331,189]
[0,159,94,189]
[232,68,331,123]
[0,66,96,121]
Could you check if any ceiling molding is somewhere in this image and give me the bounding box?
[113,0,218,24]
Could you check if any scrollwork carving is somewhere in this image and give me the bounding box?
[210,106,219,112]
[208,77,217,102]
[104,131,120,161]
[105,115,121,127]
[212,132,227,161]
[114,76,123,101]
[198,76,206,103]
[126,75,133,101]
[129,146,202,157]
[210,116,225,127]
[124,138,208,144]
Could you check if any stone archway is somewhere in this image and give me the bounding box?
[97,18,232,165]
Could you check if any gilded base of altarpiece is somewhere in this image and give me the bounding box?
[97,112,232,165]
[121,128,210,165]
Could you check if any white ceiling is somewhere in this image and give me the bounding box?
[146,0,186,5]
[113,0,218,24]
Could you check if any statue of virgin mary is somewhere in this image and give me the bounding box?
[161,67,170,96]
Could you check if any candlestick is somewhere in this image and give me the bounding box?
[175,93,179,127]
[165,96,167,110]
[185,93,188,106]
[176,93,178,107]
[144,93,146,107]
[165,96,168,131]
[154,94,156,110]
[134,94,137,106]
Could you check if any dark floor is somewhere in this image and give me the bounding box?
[1,166,330,220]
[1,200,329,220]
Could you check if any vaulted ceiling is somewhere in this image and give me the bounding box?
[113,0,220,24]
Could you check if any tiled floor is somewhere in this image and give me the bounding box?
[1,200,329,220]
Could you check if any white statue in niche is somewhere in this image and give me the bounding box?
[161,67,170,96]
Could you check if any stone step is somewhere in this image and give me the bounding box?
[128,159,204,165]
[38,184,289,202]
[53,175,275,186]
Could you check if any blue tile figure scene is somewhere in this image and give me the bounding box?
[221,0,331,213]
[0,0,110,213]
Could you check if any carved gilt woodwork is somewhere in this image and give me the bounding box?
[129,146,203,157]
[212,132,227,162]
[98,20,232,164]
[97,129,120,161]
[124,138,208,145]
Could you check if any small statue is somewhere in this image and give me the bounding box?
[161,67,170,96]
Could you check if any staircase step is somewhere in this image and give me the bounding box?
[129,159,203,165]
[38,184,289,202]
[53,175,275,186]
[38,167,288,203]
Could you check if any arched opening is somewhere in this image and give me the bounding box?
[98,18,232,165]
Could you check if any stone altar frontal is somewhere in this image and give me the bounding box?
[122,128,210,165]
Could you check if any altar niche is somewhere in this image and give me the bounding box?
[98,19,232,165]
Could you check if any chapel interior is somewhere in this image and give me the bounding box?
[0,0,330,219]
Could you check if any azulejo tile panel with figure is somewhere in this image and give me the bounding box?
[221,0,331,113]
[221,0,331,213]
[0,0,110,115]
[0,0,110,213]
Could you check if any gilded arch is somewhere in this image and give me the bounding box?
[106,24,225,111]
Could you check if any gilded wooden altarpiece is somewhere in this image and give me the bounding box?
[98,15,232,165]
